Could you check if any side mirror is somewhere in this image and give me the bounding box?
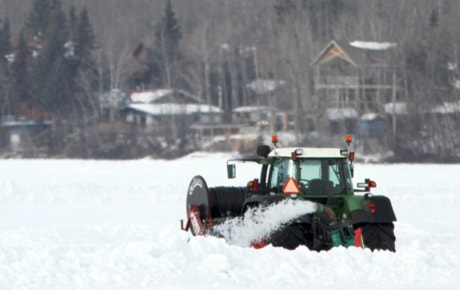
[227,163,236,179]
[357,178,376,191]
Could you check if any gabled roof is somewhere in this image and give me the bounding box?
[311,40,357,67]
[311,40,398,67]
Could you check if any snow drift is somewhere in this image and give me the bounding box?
[0,155,459,289]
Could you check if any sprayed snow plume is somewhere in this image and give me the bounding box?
[211,199,317,247]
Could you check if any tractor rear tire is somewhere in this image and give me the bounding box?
[361,223,396,252]
[268,218,332,251]
[268,223,314,250]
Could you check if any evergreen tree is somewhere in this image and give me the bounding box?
[62,5,80,110]
[10,31,31,110]
[66,5,95,65]
[24,0,52,38]
[0,19,11,65]
[31,0,69,116]
[69,6,96,118]
[68,5,78,41]
[154,0,182,87]
[146,49,163,88]
[76,7,95,62]
[24,0,97,128]
[0,18,12,115]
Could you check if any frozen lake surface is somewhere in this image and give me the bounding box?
[0,154,459,289]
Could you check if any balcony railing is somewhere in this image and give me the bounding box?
[315,76,360,87]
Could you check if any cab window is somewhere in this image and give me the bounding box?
[268,158,291,192]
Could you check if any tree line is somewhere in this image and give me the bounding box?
[0,0,459,161]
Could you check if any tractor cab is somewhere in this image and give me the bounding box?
[266,154,354,196]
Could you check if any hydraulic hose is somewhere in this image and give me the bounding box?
[316,203,336,221]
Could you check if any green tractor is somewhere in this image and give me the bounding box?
[181,135,396,251]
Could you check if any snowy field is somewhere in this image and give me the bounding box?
[0,153,459,289]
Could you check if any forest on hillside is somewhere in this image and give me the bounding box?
[0,0,459,161]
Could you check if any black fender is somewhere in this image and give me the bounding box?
[350,195,397,224]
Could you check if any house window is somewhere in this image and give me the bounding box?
[140,114,146,125]
[200,114,210,124]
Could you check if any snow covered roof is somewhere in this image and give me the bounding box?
[247,79,285,94]
[1,115,52,127]
[1,119,45,127]
[125,103,222,116]
[349,41,397,50]
[384,102,408,115]
[269,147,345,158]
[129,89,201,104]
[384,101,460,115]
[130,89,171,103]
[232,106,275,113]
[360,113,386,121]
[326,108,358,120]
[431,100,460,114]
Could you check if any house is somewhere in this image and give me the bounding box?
[311,40,402,134]
[0,103,51,156]
[232,106,276,126]
[122,89,222,139]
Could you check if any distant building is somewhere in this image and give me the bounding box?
[0,103,52,156]
[232,106,276,125]
[311,40,403,134]
[121,89,222,139]
[1,117,50,155]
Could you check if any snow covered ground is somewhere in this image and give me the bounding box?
[0,153,459,289]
